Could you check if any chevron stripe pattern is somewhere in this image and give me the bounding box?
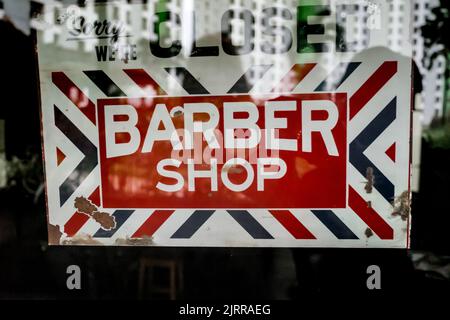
[42,56,411,247]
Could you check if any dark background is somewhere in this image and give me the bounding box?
[0,1,450,300]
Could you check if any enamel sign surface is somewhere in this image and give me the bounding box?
[36,1,412,247]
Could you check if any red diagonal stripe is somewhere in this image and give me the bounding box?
[124,68,167,95]
[52,72,96,124]
[349,61,397,120]
[269,210,316,239]
[63,187,100,237]
[272,63,316,92]
[64,212,89,237]
[132,210,174,238]
[348,187,394,239]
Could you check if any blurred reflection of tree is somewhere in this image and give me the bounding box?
[421,1,450,123]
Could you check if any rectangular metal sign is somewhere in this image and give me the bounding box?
[36,1,412,247]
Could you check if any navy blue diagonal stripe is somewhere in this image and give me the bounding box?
[311,210,358,239]
[171,210,215,238]
[54,106,98,206]
[315,62,361,92]
[84,70,126,97]
[336,62,361,88]
[93,210,134,238]
[227,65,272,93]
[227,210,273,239]
[164,67,209,94]
[350,97,396,202]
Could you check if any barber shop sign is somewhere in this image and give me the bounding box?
[36,1,412,247]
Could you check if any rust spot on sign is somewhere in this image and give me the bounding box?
[391,191,410,221]
[365,167,374,193]
[295,157,317,179]
[365,228,373,238]
[74,196,117,230]
[48,224,62,245]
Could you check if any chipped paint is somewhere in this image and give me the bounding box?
[365,228,374,238]
[365,167,374,193]
[61,234,103,245]
[391,191,410,221]
[74,196,116,230]
[115,236,154,246]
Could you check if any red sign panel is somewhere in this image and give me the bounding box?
[97,93,347,209]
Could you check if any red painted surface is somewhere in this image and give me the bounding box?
[56,147,66,166]
[132,210,175,238]
[124,68,167,95]
[97,93,347,209]
[269,210,316,239]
